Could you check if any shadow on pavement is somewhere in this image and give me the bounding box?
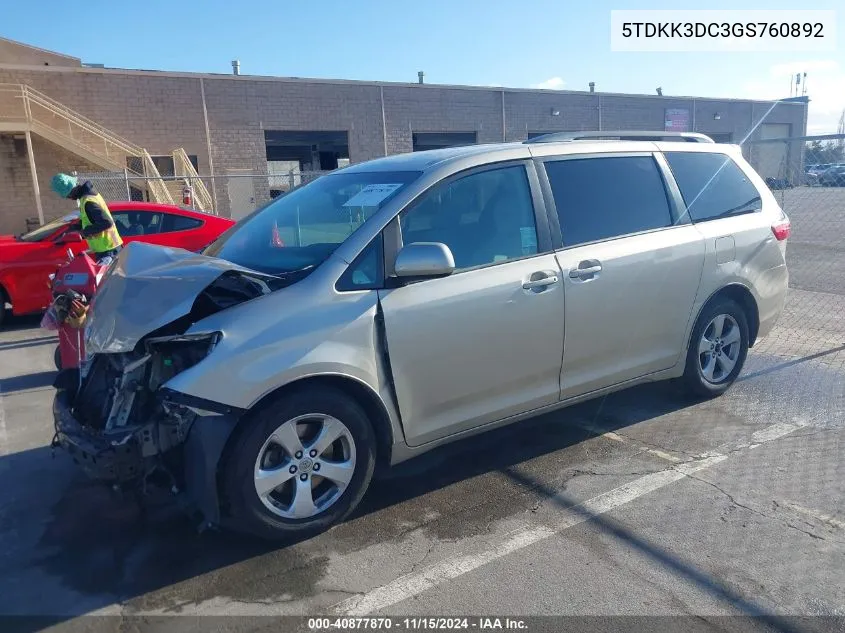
[0,314,44,333]
[503,467,805,633]
[6,382,798,627]
[1,371,58,393]
[0,336,58,352]
[738,343,845,382]
[0,382,704,621]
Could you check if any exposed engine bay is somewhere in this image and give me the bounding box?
[52,245,281,493]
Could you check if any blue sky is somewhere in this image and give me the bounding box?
[3,0,843,132]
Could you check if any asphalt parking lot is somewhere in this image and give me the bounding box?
[0,187,843,631]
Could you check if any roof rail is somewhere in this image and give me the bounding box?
[525,131,716,144]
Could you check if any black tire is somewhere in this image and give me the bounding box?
[0,287,7,329]
[54,345,62,371]
[221,386,377,541]
[680,298,749,399]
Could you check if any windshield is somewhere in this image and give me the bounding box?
[204,170,421,275]
[18,213,78,242]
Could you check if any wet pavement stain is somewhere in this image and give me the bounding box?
[327,409,634,547]
[36,479,331,613]
[29,383,699,613]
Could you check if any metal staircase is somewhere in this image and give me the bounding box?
[172,147,214,211]
[0,83,215,212]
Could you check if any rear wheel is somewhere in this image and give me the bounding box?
[221,386,376,540]
[680,298,749,399]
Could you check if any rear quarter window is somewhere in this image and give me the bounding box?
[664,152,762,223]
[161,213,203,233]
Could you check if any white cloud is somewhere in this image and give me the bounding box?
[741,59,844,134]
[531,77,566,90]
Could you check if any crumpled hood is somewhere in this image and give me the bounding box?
[86,241,274,354]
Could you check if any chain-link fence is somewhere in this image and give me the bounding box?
[737,133,845,401]
[742,134,845,298]
[69,168,332,221]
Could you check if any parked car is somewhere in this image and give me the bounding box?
[818,164,845,186]
[765,176,793,190]
[805,163,837,186]
[0,202,235,327]
[53,138,790,540]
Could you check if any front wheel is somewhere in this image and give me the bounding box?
[0,288,7,329]
[221,386,377,540]
[680,299,749,399]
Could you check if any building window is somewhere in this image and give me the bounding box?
[126,155,199,176]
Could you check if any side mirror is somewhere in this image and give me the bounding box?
[394,242,455,280]
[57,231,83,245]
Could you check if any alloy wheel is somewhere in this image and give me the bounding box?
[253,413,357,520]
[697,314,742,384]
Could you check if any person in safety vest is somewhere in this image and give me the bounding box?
[50,173,123,264]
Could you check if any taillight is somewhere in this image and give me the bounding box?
[772,220,791,241]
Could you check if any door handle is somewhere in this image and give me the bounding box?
[569,263,602,279]
[522,275,559,290]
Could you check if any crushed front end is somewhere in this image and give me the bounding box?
[50,242,279,527]
[52,333,232,511]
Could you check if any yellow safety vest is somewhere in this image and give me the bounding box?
[79,192,123,253]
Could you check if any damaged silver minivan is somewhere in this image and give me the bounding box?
[53,137,790,539]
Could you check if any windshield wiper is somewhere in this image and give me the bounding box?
[277,264,316,278]
[264,265,317,291]
[701,196,762,220]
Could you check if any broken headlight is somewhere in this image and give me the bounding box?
[144,332,222,391]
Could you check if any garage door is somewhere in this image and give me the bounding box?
[755,124,791,180]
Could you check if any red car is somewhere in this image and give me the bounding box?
[0,202,235,327]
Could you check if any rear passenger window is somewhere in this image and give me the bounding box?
[544,156,673,247]
[664,152,762,222]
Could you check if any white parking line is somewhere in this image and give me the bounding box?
[332,421,805,616]
[782,501,845,530]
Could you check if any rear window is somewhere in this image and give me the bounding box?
[664,152,762,223]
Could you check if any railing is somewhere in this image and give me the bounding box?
[172,148,214,211]
[0,83,174,205]
[0,83,28,126]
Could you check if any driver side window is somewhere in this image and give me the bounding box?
[398,165,539,271]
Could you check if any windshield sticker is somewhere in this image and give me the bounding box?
[342,183,403,208]
[520,227,538,255]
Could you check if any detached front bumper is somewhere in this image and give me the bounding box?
[52,387,242,527]
[53,389,145,482]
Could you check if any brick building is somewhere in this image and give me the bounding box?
[0,37,807,234]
